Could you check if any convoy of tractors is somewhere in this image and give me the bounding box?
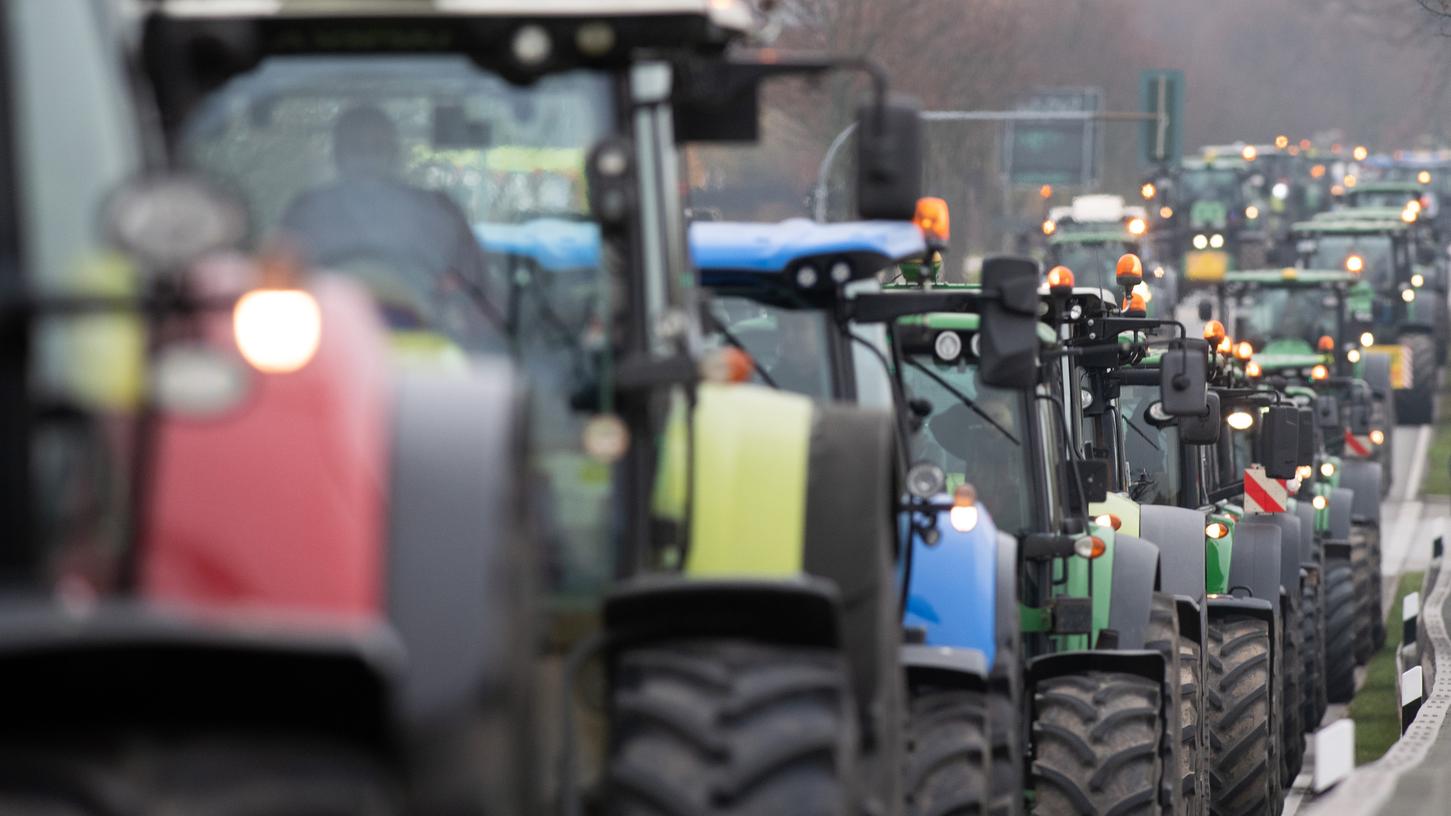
[0,1,1444,814]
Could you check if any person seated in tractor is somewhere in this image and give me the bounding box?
[279,104,503,346]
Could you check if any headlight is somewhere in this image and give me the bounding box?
[1360,331,1375,347]
[1320,461,1336,478]
[1209,233,1226,249]
[233,288,322,374]
[1227,410,1255,430]
[1193,234,1209,250]
[1312,494,1329,511]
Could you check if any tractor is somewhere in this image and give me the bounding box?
[142,1,936,813]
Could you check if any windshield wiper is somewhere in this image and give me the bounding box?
[1126,416,1161,451]
[902,357,1020,446]
[702,309,779,388]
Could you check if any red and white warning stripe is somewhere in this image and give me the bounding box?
[1244,465,1288,514]
[1345,428,1374,458]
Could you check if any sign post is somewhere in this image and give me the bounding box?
[1140,70,1183,167]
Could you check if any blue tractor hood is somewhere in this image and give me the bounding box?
[690,218,928,277]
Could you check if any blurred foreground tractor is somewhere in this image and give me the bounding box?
[0,2,535,813]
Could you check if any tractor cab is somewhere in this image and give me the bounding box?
[1291,215,1447,420]
[1042,194,1173,310]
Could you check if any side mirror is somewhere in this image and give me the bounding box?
[1297,407,1316,467]
[1160,338,1210,416]
[1258,405,1301,479]
[1348,400,1373,435]
[1180,392,1222,445]
[978,256,1041,390]
[1198,300,1214,321]
[856,96,923,220]
[105,174,249,272]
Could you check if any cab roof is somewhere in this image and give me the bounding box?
[151,0,755,29]
[1293,216,1404,234]
[1351,180,1424,194]
[689,219,927,274]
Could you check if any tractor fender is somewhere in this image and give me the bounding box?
[1207,595,1276,628]
[900,503,999,667]
[604,576,843,651]
[386,361,534,724]
[1108,533,1161,651]
[1293,501,1319,564]
[1225,519,1283,604]
[1140,504,1207,604]
[1339,459,1383,526]
[1246,512,1303,597]
[901,644,989,691]
[1026,649,1166,688]
[1360,352,1394,401]
[0,603,401,744]
[1328,486,1355,540]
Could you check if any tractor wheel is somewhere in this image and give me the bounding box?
[1207,615,1276,816]
[0,736,399,815]
[1175,634,1207,815]
[1029,672,1165,816]
[1145,594,1188,815]
[606,640,854,816]
[1394,334,1436,425]
[1365,528,1387,651]
[1280,599,1305,785]
[1300,576,1327,731]
[1352,538,1375,665]
[1324,559,1359,703]
[905,689,990,816]
[987,689,1024,816]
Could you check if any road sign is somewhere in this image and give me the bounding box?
[1003,87,1102,188]
[1243,465,1287,514]
[1140,70,1183,166]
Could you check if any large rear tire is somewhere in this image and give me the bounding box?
[1393,334,1436,425]
[1300,576,1326,731]
[1145,594,1188,815]
[1029,672,1165,816]
[1352,538,1375,665]
[606,640,854,815]
[905,689,990,816]
[988,689,1024,816]
[1324,560,1358,703]
[1281,599,1305,785]
[1207,616,1275,816]
[1364,527,1387,651]
[1176,635,1207,815]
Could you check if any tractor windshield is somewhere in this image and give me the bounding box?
[898,354,1035,536]
[180,56,623,594]
[1233,287,1339,345]
[1349,190,1418,210]
[1050,240,1137,290]
[1301,234,1394,287]
[1119,384,1184,506]
[704,297,835,399]
[1179,168,1242,204]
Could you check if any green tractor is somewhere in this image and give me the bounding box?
[1213,268,1389,699]
[1164,150,1260,287]
[1042,195,1175,312]
[1291,214,1446,421]
[146,1,940,813]
[866,262,1208,814]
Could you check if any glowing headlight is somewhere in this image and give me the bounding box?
[1297,465,1314,480]
[1193,234,1209,250]
[1347,349,1361,363]
[1360,331,1375,347]
[1312,494,1329,511]
[1210,233,1226,249]
[233,289,322,374]
[1403,288,1417,303]
[1246,205,1260,220]
[1205,522,1229,539]
[1412,273,1425,288]
[1320,461,1336,478]
[1227,410,1255,430]
[1272,182,1290,200]
[949,505,979,533]
[1370,429,1386,445]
